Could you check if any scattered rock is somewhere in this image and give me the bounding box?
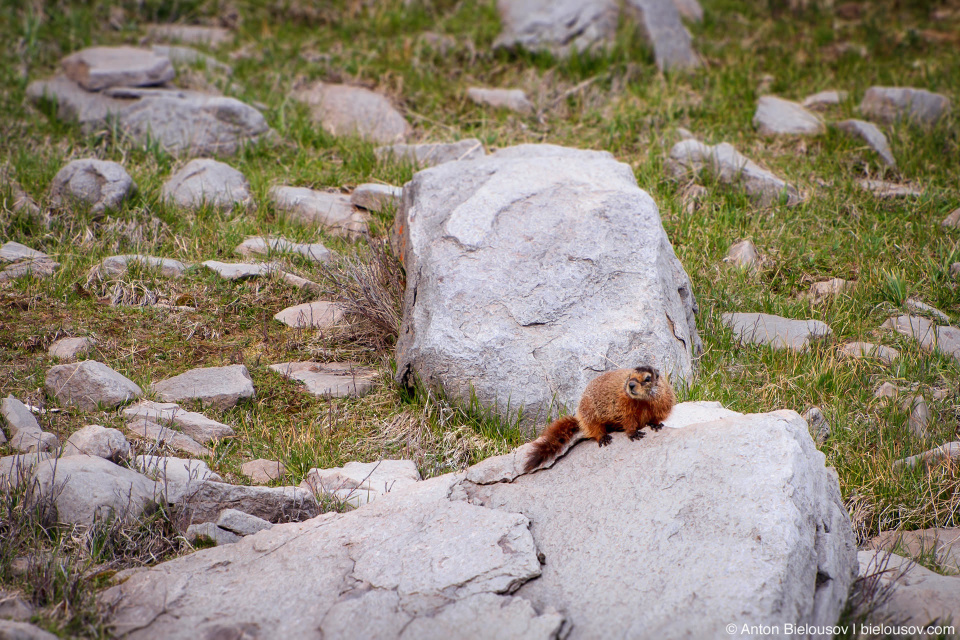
[942,208,960,229]
[1,396,41,440]
[152,364,255,410]
[161,159,253,212]
[350,183,403,212]
[803,406,830,443]
[45,360,142,410]
[61,46,175,91]
[31,455,160,526]
[723,312,832,351]
[882,315,960,364]
[27,75,132,128]
[395,145,701,425]
[301,459,420,508]
[894,442,960,470]
[234,237,332,262]
[177,480,319,524]
[902,395,930,438]
[723,239,760,271]
[836,119,896,167]
[269,186,368,236]
[48,336,96,361]
[278,271,321,293]
[906,298,950,323]
[753,96,825,136]
[145,24,232,47]
[860,86,951,127]
[201,260,278,281]
[875,381,903,399]
[867,528,960,575]
[0,621,58,640]
[0,591,34,622]
[151,45,231,75]
[217,508,273,536]
[857,550,960,626]
[0,242,46,263]
[625,0,700,71]
[0,257,59,283]
[801,90,847,110]
[123,400,234,443]
[269,362,377,399]
[494,0,620,56]
[102,408,856,638]
[98,254,188,278]
[240,459,286,485]
[466,87,533,113]
[136,455,221,503]
[49,159,136,213]
[667,139,801,206]
[0,453,52,490]
[186,522,240,546]
[375,139,485,168]
[63,425,131,462]
[840,341,899,365]
[293,82,411,143]
[125,418,211,458]
[806,277,854,302]
[273,301,346,329]
[857,179,921,198]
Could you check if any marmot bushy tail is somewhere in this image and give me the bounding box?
[523,366,675,473]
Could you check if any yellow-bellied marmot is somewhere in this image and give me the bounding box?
[524,365,675,473]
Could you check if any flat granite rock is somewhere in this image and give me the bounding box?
[856,179,921,199]
[494,0,620,56]
[882,315,960,364]
[350,184,403,211]
[624,0,700,71]
[859,86,951,126]
[293,82,411,144]
[186,522,240,546]
[123,400,235,443]
[99,254,188,278]
[45,360,143,410]
[48,336,96,361]
[723,312,832,351]
[162,159,253,212]
[0,258,59,283]
[50,159,136,213]
[867,528,960,575]
[201,260,279,281]
[273,301,346,329]
[125,419,211,458]
[269,187,369,236]
[301,459,420,508]
[802,90,847,110]
[241,459,287,485]
[61,46,175,91]
[0,242,47,263]
[375,139,485,168]
[857,551,960,626]
[753,96,825,136]
[1,396,41,439]
[836,119,896,167]
[217,509,273,536]
[269,362,377,398]
[176,480,318,525]
[840,341,899,365]
[152,364,254,410]
[234,237,332,262]
[466,87,533,113]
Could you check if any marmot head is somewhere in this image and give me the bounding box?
[625,365,660,399]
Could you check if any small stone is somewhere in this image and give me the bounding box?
[723,312,832,352]
[874,382,903,399]
[1,396,41,439]
[186,522,240,546]
[279,272,321,293]
[151,45,231,74]
[50,159,136,213]
[202,260,279,281]
[801,90,847,110]
[942,208,960,229]
[466,87,533,114]
[836,119,896,167]
[860,86,951,127]
[867,528,960,575]
[802,407,830,444]
[0,453,52,490]
[61,46,174,91]
[350,184,402,212]
[902,395,930,439]
[146,24,232,47]
[856,179,921,199]
[933,388,950,401]
[894,442,960,469]
[216,508,273,536]
[301,459,420,508]
[269,186,369,237]
[0,620,58,640]
[623,0,700,72]
[806,278,854,302]
[0,242,46,263]
[273,301,346,329]
[9,432,58,454]
[293,82,411,144]
[0,591,34,622]
[840,342,899,365]
[375,139,485,168]
[98,254,188,278]
[123,400,234,443]
[882,315,960,364]
[124,419,211,457]
[161,159,253,212]
[268,362,377,398]
[0,259,59,283]
[48,337,96,361]
[493,0,619,57]
[905,298,950,323]
[152,364,255,410]
[240,459,286,484]
[234,237,332,262]
[753,96,825,136]
[723,240,760,271]
[45,360,142,410]
[63,425,130,462]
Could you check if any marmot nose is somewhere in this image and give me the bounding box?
[628,381,636,391]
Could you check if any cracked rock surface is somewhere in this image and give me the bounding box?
[102,404,855,639]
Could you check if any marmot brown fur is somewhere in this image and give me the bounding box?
[523,366,675,473]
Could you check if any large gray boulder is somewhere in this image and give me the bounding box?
[494,0,620,56]
[45,360,142,410]
[61,46,175,91]
[858,550,960,626]
[101,404,856,638]
[151,364,255,409]
[395,144,700,426]
[161,159,253,212]
[49,159,136,213]
[176,480,318,525]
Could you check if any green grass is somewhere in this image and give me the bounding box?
[1,0,960,633]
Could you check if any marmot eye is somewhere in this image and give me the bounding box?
[643,375,651,382]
